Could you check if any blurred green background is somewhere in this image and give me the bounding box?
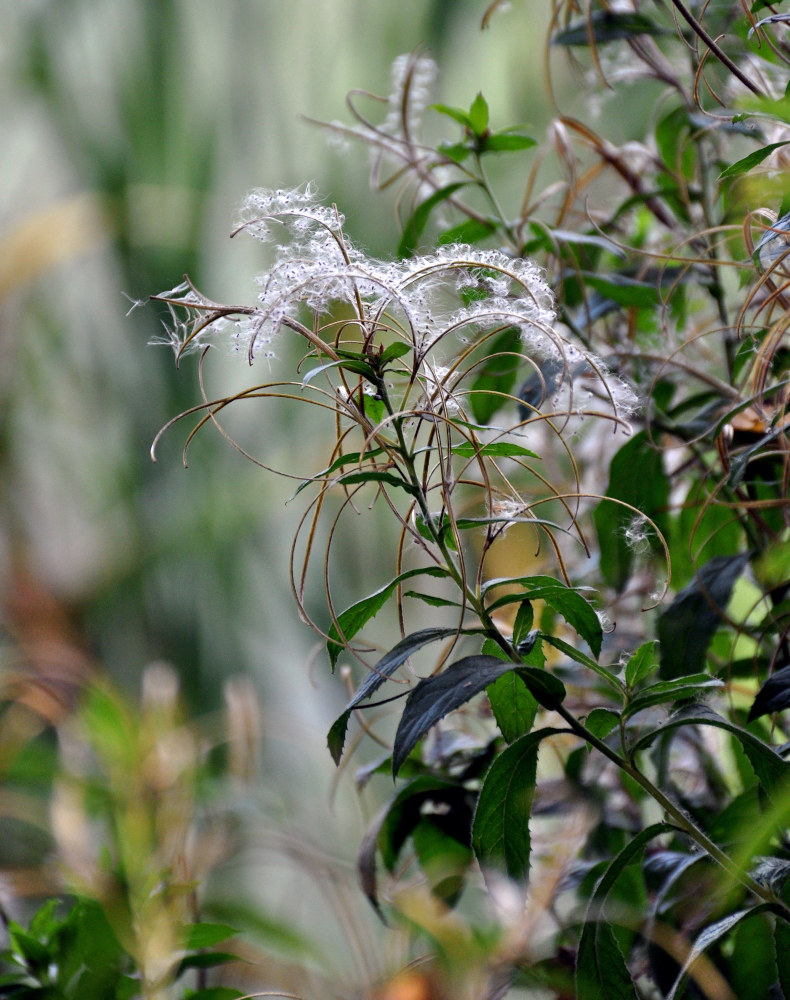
[1,0,563,990]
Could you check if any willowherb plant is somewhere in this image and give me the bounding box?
[153,3,790,996]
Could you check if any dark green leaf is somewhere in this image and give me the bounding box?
[393,656,518,775]
[776,881,790,999]
[540,633,623,693]
[720,141,790,179]
[515,662,566,710]
[472,728,565,881]
[512,600,535,649]
[633,705,790,801]
[582,273,662,309]
[658,554,749,678]
[623,674,722,719]
[552,10,666,46]
[748,664,790,722]
[487,670,538,744]
[326,566,450,669]
[183,989,244,1000]
[328,625,476,764]
[176,951,239,972]
[302,358,375,385]
[585,707,621,742]
[576,823,670,1000]
[334,469,419,495]
[292,448,386,497]
[397,182,470,258]
[666,906,774,1000]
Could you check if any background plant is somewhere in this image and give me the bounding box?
[149,2,790,998]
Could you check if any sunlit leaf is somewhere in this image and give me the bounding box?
[720,140,790,178]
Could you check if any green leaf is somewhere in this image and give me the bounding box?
[468,92,489,136]
[776,881,790,999]
[327,625,477,764]
[487,671,538,744]
[326,566,450,669]
[302,358,375,385]
[552,10,666,46]
[576,823,670,1000]
[666,906,774,1000]
[333,469,419,495]
[657,554,749,679]
[515,662,566,710]
[720,141,790,179]
[183,989,244,1000]
[539,633,623,694]
[582,272,662,309]
[512,599,535,649]
[472,727,565,881]
[437,140,473,163]
[452,441,540,460]
[397,182,470,258]
[623,674,723,719]
[412,818,473,904]
[393,656,517,775]
[292,448,386,497]
[479,131,537,153]
[593,431,669,591]
[431,102,473,128]
[184,923,238,950]
[469,327,522,424]
[624,641,659,689]
[633,705,790,802]
[438,218,498,245]
[177,951,239,972]
[585,707,621,743]
[380,340,412,364]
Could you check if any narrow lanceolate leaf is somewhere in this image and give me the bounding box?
[666,906,774,1000]
[397,182,470,258]
[327,625,479,765]
[552,10,667,46]
[472,728,565,882]
[720,141,790,179]
[576,823,671,1000]
[326,566,450,669]
[392,656,516,776]
[292,448,386,497]
[633,704,790,802]
[622,674,723,719]
[452,441,540,460]
[540,634,623,694]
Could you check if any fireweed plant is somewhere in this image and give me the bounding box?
[151,2,790,997]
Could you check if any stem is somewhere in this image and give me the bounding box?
[669,0,764,97]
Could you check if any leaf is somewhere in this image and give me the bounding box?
[430,102,473,128]
[468,92,489,136]
[622,674,723,719]
[593,431,669,591]
[666,905,774,1000]
[719,140,790,179]
[657,554,749,679]
[487,671,539,744]
[552,10,666,46]
[326,566,450,669]
[438,218,498,245]
[183,990,244,1000]
[333,469,419,495]
[576,823,670,1000]
[184,923,238,950]
[624,641,659,689]
[633,704,790,802]
[302,357,375,385]
[480,132,537,153]
[512,600,535,649]
[452,441,540,460]
[472,727,565,881]
[484,575,602,657]
[380,341,412,364]
[397,182,470,258]
[392,656,518,776]
[292,447,385,497]
[328,625,477,764]
[747,664,790,722]
[540,633,623,694]
[584,707,620,743]
[582,272,662,309]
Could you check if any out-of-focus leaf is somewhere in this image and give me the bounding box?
[438,217,498,245]
[633,704,790,802]
[292,448,385,497]
[747,664,790,722]
[184,923,238,950]
[431,102,473,128]
[472,727,564,881]
[666,906,773,1000]
[468,92,489,136]
[552,10,667,46]
[576,824,670,1000]
[397,182,470,258]
[582,272,662,308]
[392,656,516,775]
[328,624,476,763]
[412,817,473,904]
[593,431,669,591]
[326,566,450,669]
[657,554,749,678]
[468,326,523,424]
[480,131,537,153]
